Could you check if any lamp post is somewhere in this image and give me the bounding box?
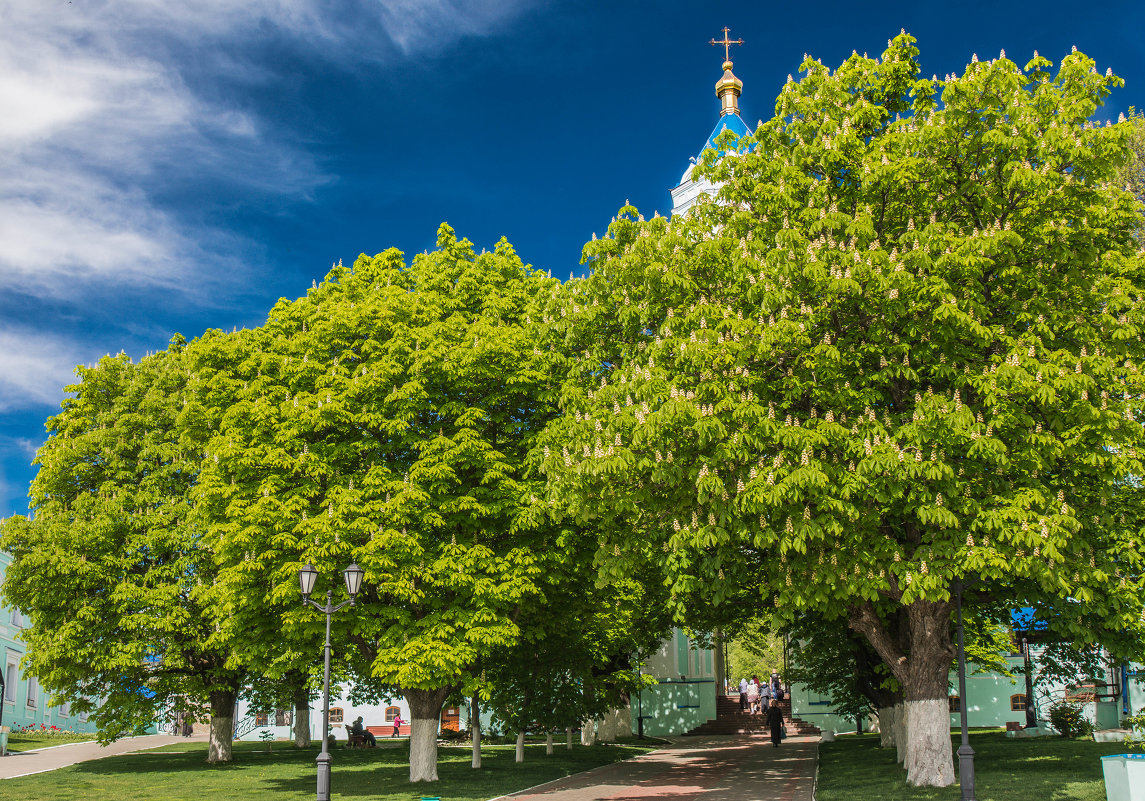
[0,667,6,754]
[299,561,365,801]
[1022,637,1038,729]
[954,580,976,801]
[636,669,644,740]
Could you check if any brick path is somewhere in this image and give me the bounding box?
[496,733,817,801]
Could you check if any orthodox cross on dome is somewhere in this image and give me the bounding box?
[709,28,744,117]
[709,27,743,64]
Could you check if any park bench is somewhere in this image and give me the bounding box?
[347,730,374,748]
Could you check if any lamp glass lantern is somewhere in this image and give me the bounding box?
[299,562,319,599]
[343,562,365,599]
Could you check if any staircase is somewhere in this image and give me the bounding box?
[683,694,821,737]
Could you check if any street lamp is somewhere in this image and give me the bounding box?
[954,580,977,801]
[299,561,364,801]
[1023,636,1037,729]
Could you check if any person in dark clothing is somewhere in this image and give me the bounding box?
[764,698,784,747]
[351,716,376,746]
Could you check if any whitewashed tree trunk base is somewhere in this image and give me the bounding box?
[893,703,907,764]
[207,713,232,763]
[515,731,525,763]
[471,698,481,769]
[877,705,897,749]
[207,689,235,764]
[545,732,553,755]
[616,706,632,739]
[597,710,619,743]
[294,702,311,749]
[409,718,440,782]
[904,699,954,787]
[580,719,596,746]
[566,727,573,749]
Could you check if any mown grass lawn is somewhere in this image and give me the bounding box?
[5,732,100,752]
[0,739,656,800]
[817,731,1139,801]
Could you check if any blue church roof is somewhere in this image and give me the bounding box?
[701,112,751,158]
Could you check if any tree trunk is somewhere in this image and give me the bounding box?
[580,718,596,746]
[206,689,235,764]
[894,702,907,764]
[545,731,553,755]
[616,705,632,738]
[515,730,525,763]
[470,696,481,769]
[901,602,955,787]
[566,726,573,749]
[597,710,617,743]
[877,705,896,749]
[293,686,311,748]
[849,598,956,787]
[406,687,451,783]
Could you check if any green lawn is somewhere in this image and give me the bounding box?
[5,732,100,752]
[817,732,1138,801]
[0,739,656,800]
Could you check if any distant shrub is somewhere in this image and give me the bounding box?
[1048,702,1093,738]
[439,727,469,742]
[1124,708,1145,748]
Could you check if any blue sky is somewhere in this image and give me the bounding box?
[2,0,1144,517]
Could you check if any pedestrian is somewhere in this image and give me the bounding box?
[760,676,772,709]
[391,713,403,738]
[746,676,760,714]
[764,698,785,747]
[738,677,750,712]
[771,670,783,701]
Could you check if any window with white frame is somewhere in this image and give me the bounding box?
[59,701,70,717]
[27,676,38,708]
[3,661,16,702]
[9,608,22,628]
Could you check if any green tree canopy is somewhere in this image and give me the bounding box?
[540,34,1145,787]
[0,342,244,763]
[194,225,562,782]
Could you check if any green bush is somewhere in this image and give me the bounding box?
[1124,708,1145,747]
[1048,701,1094,738]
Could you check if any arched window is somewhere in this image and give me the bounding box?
[948,695,960,712]
[1010,694,1027,712]
[385,706,401,722]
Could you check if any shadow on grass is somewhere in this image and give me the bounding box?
[817,732,1130,801]
[57,740,659,801]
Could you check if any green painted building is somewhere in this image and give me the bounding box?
[636,628,718,737]
[1,550,100,734]
[789,647,1145,735]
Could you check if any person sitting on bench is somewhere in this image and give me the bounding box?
[350,716,376,747]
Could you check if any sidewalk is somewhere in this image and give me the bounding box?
[0,734,206,780]
[499,733,817,801]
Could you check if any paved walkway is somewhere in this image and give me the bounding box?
[499,733,817,801]
[0,734,207,779]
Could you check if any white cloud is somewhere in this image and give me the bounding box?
[0,330,86,413]
[0,0,534,415]
[0,0,533,302]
